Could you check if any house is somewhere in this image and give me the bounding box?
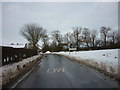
[24,43,33,49]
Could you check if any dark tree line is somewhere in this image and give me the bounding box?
[20,24,119,52]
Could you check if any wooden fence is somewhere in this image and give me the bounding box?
[1,46,38,66]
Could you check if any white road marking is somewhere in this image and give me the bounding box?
[47,68,55,73]
[47,67,64,73]
[55,68,64,72]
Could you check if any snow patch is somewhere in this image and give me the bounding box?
[2,44,25,48]
[45,51,51,54]
[1,55,42,86]
[54,49,119,75]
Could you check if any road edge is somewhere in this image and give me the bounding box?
[2,54,44,89]
[56,54,120,81]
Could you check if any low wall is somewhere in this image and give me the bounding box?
[2,46,38,66]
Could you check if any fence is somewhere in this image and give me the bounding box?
[1,46,38,66]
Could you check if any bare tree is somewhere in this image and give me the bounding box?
[82,28,91,49]
[51,30,63,51]
[42,34,49,52]
[72,27,82,50]
[109,31,117,44]
[100,26,111,47]
[51,30,63,45]
[95,39,103,47]
[90,30,97,47]
[42,30,49,45]
[20,23,45,50]
[64,32,71,44]
[69,33,75,44]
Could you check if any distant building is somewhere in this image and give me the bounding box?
[24,43,33,49]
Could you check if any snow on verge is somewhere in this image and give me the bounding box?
[55,49,119,79]
[0,54,42,87]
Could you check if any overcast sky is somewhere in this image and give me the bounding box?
[2,2,118,45]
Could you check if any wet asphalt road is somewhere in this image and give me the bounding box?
[15,54,118,88]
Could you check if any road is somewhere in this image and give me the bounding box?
[15,54,118,88]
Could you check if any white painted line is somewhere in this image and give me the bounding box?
[55,68,64,72]
[11,60,41,88]
[46,67,64,73]
[11,69,32,88]
[47,68,55,73]
[38,57,45,65]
